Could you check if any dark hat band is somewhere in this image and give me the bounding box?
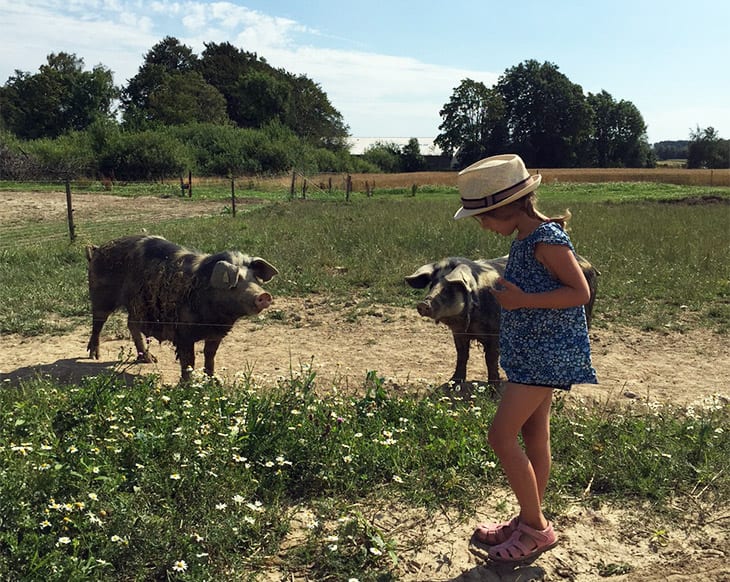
[460,176,533,210]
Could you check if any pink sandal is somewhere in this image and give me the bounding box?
[473,515,520,546]
[488,521,558,564]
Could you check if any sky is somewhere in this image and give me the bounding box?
[1,0,729,145]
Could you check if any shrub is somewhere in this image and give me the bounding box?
[100,130,193,181]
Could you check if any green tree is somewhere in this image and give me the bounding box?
[587,90,650,167]
[653,141,689,161]
[687,126,730,169]
[233,70,292,128]
[198,42,267,126]
[199,43,349,147]
[122,37,201,128]
[362,141,403,172]
[401,138,425,172]
[435,78,506,167]
[146,72,229,126]
[0,52,117,139]
[496,60,592,167]
[285,73,349,148]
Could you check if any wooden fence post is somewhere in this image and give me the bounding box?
[65,179,76,243]
[230,176,236,217]
[345,174,352,201]
[302,179,307,199]
[188,170,192,197]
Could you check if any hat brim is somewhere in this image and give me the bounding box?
[453,174,542,220]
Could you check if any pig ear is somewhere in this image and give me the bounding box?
[211,261,240,288]
[405,264,435,289]
[444,263,478,293]
[249,258,278,283]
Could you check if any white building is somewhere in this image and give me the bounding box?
[348,137,442,156]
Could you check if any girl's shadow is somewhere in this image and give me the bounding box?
[448,535,546,581]
[449,563,545,581]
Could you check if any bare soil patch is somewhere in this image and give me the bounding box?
[0,189,241,228]
[1,191,728,581]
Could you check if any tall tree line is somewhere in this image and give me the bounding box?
[436,60,654,169]
[3,47,725,173]
[0,37,349,150]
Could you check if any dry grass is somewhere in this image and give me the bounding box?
[184,168,730,195]
[227,168,730,192]
[535,167,730,186]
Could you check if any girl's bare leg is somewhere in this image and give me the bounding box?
[521,392,553,503]
[488,382,553,530]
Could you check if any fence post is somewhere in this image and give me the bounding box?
[230,176,236,217]
[65,179,76,243]
[290,171,296,198]
[345,174,352,202]
[188,170,192,197]
[302,179,307,199]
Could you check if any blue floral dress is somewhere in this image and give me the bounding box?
[500,222,598,389]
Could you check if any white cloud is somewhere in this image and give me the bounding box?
[259,46,499,135]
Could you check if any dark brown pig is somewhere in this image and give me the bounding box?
[406,255,598,385]
[86,234,278,381]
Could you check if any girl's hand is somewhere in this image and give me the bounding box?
[490,277,526,310]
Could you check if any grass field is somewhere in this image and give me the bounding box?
[2,181,729,336]
[2,166,730,198]
[0,181,728,580]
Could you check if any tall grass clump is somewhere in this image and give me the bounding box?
[0,242,89,336]
[550,395,729,506]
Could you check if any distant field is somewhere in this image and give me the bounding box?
[3,167,728,198]
[248,167,730,192]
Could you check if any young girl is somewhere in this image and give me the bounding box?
[454,154,597,564]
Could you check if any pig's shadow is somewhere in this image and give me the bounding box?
[0,358,142,387]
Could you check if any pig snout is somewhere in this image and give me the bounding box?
[416,300,434,318]
[255,291,273,312]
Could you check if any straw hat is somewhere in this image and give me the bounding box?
[453,154,541,220]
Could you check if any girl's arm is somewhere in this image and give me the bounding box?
[491,243,591,310]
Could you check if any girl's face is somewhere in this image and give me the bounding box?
[473,210,518,236]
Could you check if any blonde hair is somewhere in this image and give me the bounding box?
[489,192,571,230]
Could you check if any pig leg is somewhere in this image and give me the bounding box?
[87,311,111,359]
[483,335,501,384]
[203,338,222,377]
[127,316,156,363]
[177,341,196,381]
[452,333,471,382]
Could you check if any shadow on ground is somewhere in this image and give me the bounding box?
[0,358,144,387]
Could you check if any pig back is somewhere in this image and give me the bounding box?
[88,235,200,338]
